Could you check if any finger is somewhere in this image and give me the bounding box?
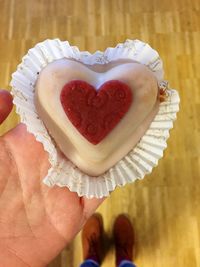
[0,89,13,125]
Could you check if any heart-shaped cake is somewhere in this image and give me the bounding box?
[35,58,159,176]
[11,39,180,197]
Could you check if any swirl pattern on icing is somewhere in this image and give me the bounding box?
[60,80,133,144]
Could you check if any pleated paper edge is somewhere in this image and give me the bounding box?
[10,38,180,198]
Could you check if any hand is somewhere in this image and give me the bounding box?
[0,89,105,267]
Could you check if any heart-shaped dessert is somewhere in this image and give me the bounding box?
[35,58,159,176]
[11,39,180,197]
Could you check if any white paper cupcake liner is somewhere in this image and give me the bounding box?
[10,39,180,198]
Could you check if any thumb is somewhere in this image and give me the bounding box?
[0,89,13,125]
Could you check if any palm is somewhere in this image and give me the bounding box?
[0,100,104,266]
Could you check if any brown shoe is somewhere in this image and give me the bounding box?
[82,213,104,264]
[113,214,135,266]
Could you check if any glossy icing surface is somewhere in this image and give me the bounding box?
[35,58,159,176]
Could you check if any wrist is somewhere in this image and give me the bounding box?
[0,244,33,267]
[0,138,47,267]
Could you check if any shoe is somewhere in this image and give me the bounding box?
[113,214,135,266]
[82,213,104,264]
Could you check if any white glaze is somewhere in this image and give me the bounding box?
[35,58,159,176]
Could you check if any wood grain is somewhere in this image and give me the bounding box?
[0,0,199,266]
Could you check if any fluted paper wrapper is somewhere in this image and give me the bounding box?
[10,39,180,198]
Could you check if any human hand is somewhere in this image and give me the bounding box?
[0,89,105,267]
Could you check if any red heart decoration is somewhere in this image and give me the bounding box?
[60,80,133,144]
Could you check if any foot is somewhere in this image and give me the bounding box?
[82,213,104,264]
[113,214,135,266]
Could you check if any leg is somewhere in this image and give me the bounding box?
[80,259,100,267]
[80,213,104,266]
[113,215,136,267]
[118,260,137,267]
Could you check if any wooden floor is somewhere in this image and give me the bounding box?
[0,0,200,266]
